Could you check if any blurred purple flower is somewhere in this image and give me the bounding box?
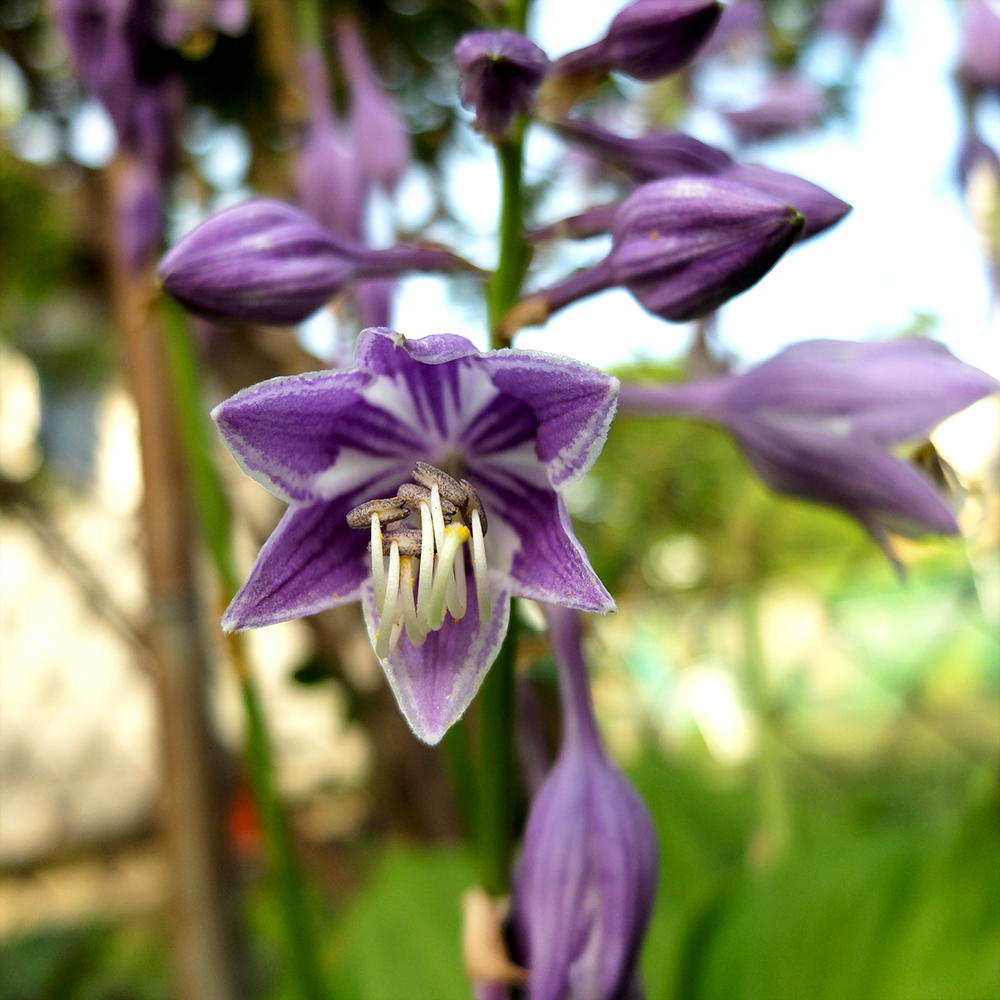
[619,338,999,564]
[114,157,163,271]
[515,176,802,330]
[296,49,367,242]
[957,132,1000,189]
[698,0,766,59]
[337,19,411,192]
[723,75,826,143]
[512,604,657,1000]
[957,0,1000,94]
[158,0,249,45]
[554,0,723,81]
[158,200,480,325]
[818,0,885,46]
[211,328,617,742]
[454,30,551,140]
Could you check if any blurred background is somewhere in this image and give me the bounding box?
[1,0,998,997]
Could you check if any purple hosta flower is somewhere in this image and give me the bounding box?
[337,19,410,193]
[114,156,163,271]
[554,0,723,81]
[212,328,617,743]
[957,0,1000,94]
[512,176,802,331]
[818,0,885,47]
[455,30,551,140]
[723,75,826,144]
[698,0,766,59]
[512,604,657,1000]
[297,49,367,242]
[554,118,734,182]
[618,339,999,565]
[158,200,478,325]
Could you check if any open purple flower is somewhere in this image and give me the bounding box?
[512,605,657,1000]
[553,0,723,81]
[619,338,999,565]
[508,176,802,333]
[455,30,551,140]
[158,200,479,326]
[212,328,617,743]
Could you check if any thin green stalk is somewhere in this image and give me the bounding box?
[161,296,329,1000]
[477,611,521,895]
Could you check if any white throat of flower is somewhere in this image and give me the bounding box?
[348,463,492,657]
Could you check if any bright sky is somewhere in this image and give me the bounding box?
[394,0,1000,377]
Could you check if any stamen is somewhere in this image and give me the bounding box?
[429,483,447,551]
[471,508,491,621]
[375,539,401,659]
[399,556,427,646]
[370,515,386,611]
[348,496,408,529]
[417,501,434,629]
[447,542,467,620]
[412,462,468,507]
[429,523,470,630]
[398,483,456,521]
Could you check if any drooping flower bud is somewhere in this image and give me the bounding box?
[957,0,1000,94]
[818,0,885,47]
[553,0,723,82]
[507,176,802,333]
[454,30,551,140]
[723,75,826,144]
[158,200,480,325]
[512,604,658,1000]
[337,19,411,192]
[618,338,999,569]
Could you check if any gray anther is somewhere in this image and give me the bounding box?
[346,496,409,529]
[459,479,488,535]
[411,462,468,507]
[381,523,424,556]
[397,482,457,519]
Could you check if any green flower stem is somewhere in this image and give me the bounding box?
[477,610,521,895]
[161,297,329,1000]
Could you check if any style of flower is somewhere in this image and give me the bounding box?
[212,327,618,743]
[158,200,479,326]
[553,0,723,82]
[618,338,999,566]
[454,30,551,140]
[512,605,658,1000]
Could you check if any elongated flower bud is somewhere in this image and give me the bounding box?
[723,75,826,144]
[513,605,657,1000]
[159,200,479,325]
[554,0,723,81]
[455,30,551,140]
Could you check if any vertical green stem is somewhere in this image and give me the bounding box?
[161,298,328,1000]
[477,611,521,895]
[740,585,790,868]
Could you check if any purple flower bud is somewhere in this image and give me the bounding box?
[818,0,885,46]
[957,0,1000,94]
[454,30,551,140]
[698,0,766,59]
[723,75,826,144]
[513,604,657,1000]
[555,118,734,182]
[337,19,411,192]
[554,0,724,82]
[609,177,803,320]
[618,338,999,566]
[158,200,478,325]
[297,50,367,241]
[719,163,851,239]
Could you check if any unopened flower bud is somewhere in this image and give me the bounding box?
[455,30,551,140]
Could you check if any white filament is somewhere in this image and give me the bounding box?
[399,556,427,646]
[375,540,400,659]
[428,524,469,630]
[471,508,491,621]
[370,515,385,611]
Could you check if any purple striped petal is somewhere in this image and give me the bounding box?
[363,573,512,744]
